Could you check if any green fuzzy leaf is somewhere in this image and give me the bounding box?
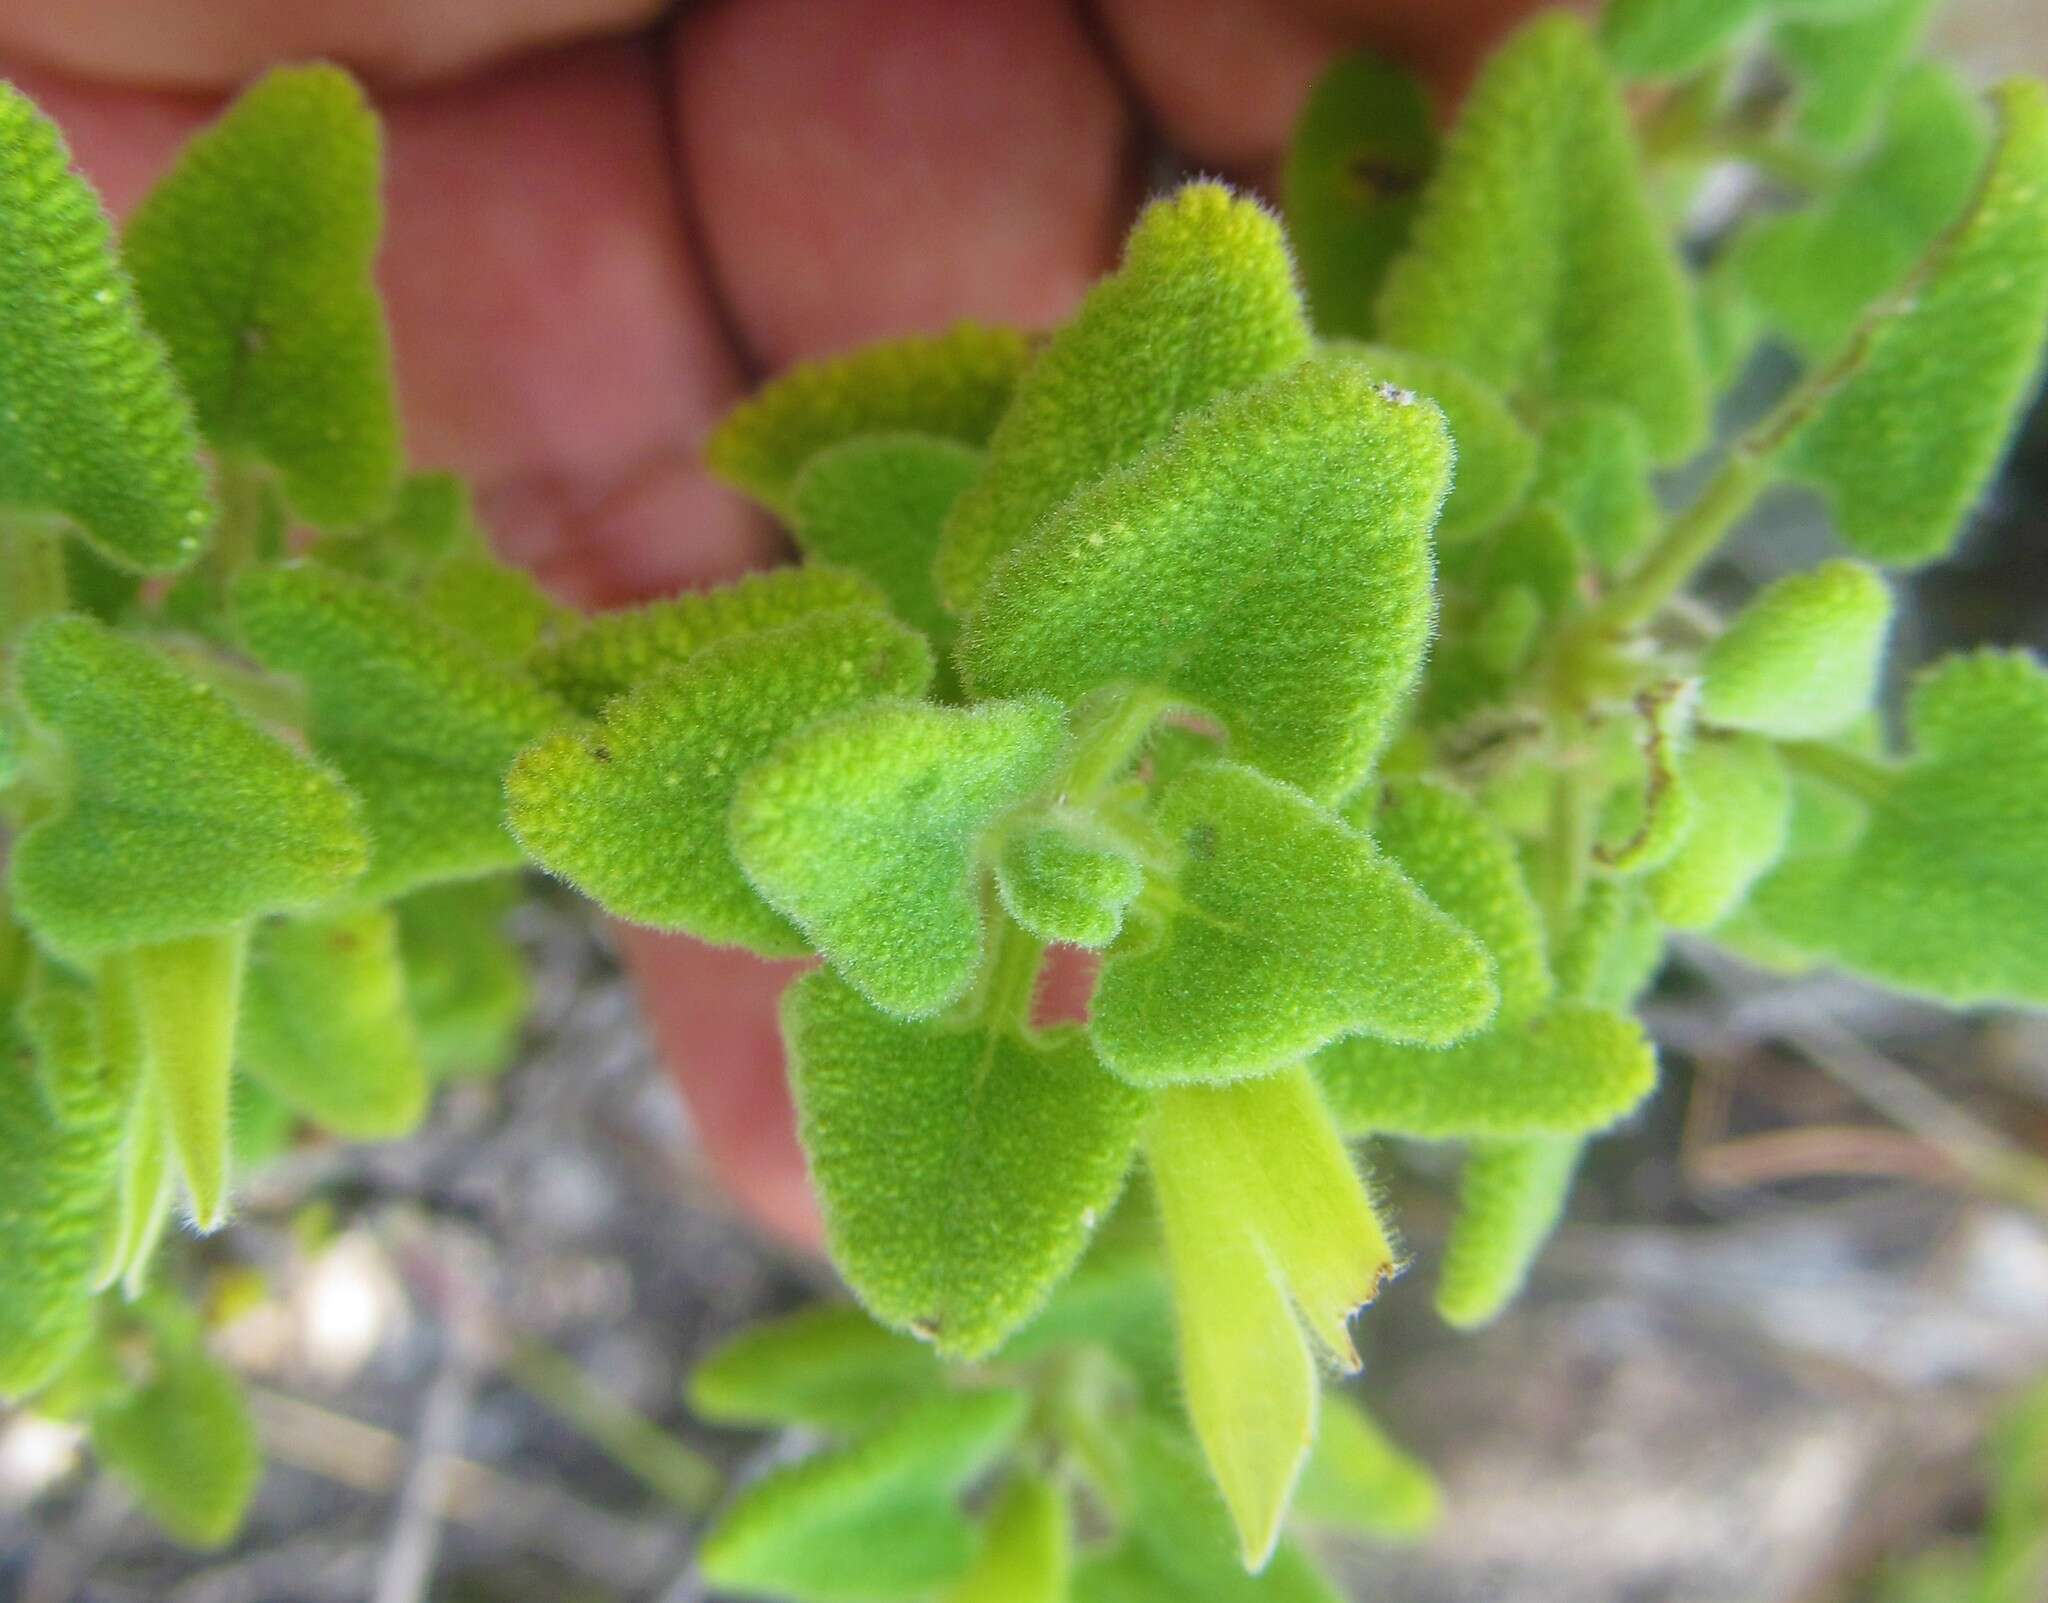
[1749,651,2048,1005]
[1528,404,1661,574]
[529,565,888,715]
[124,66,397,527]
[509,608,931,956]
[1376,14,1707,461]
[1354,778,1552,1025]
[1070,1418,1343,1603]
[392,879,529,1079]
[1317,1002,1657,1139]
[236,565,569,900]
[1292,1392,1441,1540]
[89,1345,259,1548]
[20,952,135,1128]
[1775,0,1939,154]
[735,700,1066,1016]
[418,556,571,663]
[123,929,243,1232]
[0,85,211,573]
[239,908,427,1139]
[1093,763,1495,1087]
[1149,1069,1400,1566]
[941,1474,1070,1603]
[1552,878,1667,1009]
[1775,81,2048,565]
[689,1303,944,1435]
[790,434,982,674]
[1728,65,1990,363]
[962,359,1449,800]
[936,184,1313,613]
[700,1389,1027,1603]
[9,616,365,957]
[1435,1136,1582,1329]
[1644,734,1792,929]
[1594,682,1698,875]
[1600,0,1767,78]
[308,471,481,583]
[1329,344,1537,542]
[0,972,122,1399]
[1282,53,1438,340]
[1702,560,1892,738]
[107,1088,173,1297]
[708,323,1029,516]
[784,969,1144,1358]
[994,818,1143,950]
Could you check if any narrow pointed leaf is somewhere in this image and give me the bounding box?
[689,1303,944,1434]
[941,1474,1070,1603]
[708,323,1029,515]
[510,609,931,954]
[790,434,982,669]
[1318,1002,1657,1139]
[1435,1136,1582,1329]
[124,66,398,526]
[735,700,1066,1016]
[1282,53,1437,339]
[963,359,1449,799]
[1292,1393,1441,1539]
[1748,650,2048,1005]
[994,818,1143,950]
[1093,763,1496,1086]
[1376,14,1707,459]
[0,85,211,572]
[9,616,365,957]
[1775,81,2048,564]
[785,970,1144,1358]
[105,1070,172,1296]
[529,565,887,714]
[89,1346,259,1548]
[125,929,244,1232]
[1702,560,1892,737]
[239,908,428,1138]
[937,183,1312,612]
[699,1389,1028,1603]
[236,565,568,900]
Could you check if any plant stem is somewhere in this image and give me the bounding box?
[1585,452,1770,636]
[0,516,68,644]
[1060,688,1165,802]
[1537,730,1593,934]
[980,913,1048,1034]
[1779,739,1892,802]
[499,1337,721,1514]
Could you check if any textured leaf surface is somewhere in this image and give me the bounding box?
[1776,0,1939,154]
[1702,560,1892,737]
[125,66,397,527]
[1777,80,2048,563]
[308,471,479,583]
[790,434,981,669]
[993,819,1143,950]
[1093,763,1495,1086]
[510,609,930,954]
[700,1389,1026,1603]
[1435,1136,1582,1329]
[735,700,1065,1016]
[941,1474,1069,1603]
[707,323,1028,515]
[392,880,529,1078]
[785,970,1143,1358]
[963,360,1448,799]
[1318,1002,1657,1138]
[89,1347,259,1548]
[418,557,570,663]
[0,85,211,572]
[1292,1393,1441,1539]
[9,616,364,956]
[1528,404,1660,574]
[936,184,1312,613]
[1729,64,1989,362]
[20,953,132,1128]
[0,982,121,1399]
[239,908,427,1138]
[1376,14,1707,459]
[1552,878,1667,1009]
[1282,54,1437,339]
[529,565,886,715]
[689,1303,943,1434]
[1331,344,1535,541]
[1644,734,1792,929]
[237,565,568,900]
[1749,651,2048,1005]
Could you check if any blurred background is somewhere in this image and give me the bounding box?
[3,2,2047,1600]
